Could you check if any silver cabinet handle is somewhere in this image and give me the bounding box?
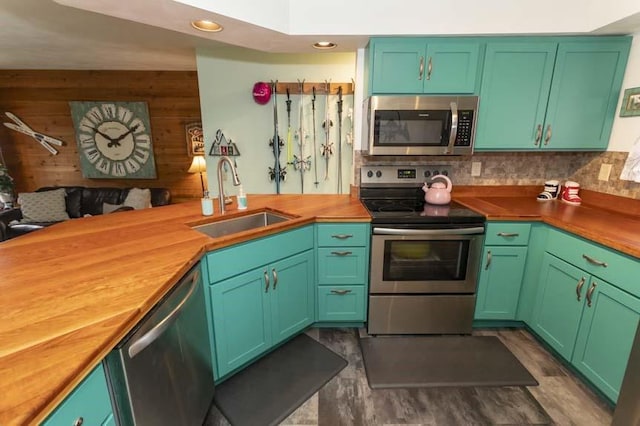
[485,250,492,270]
[586,282,597,307]
[418,56,424,80]
[427,56,433,80]
[331,289,352,295]
[534,124,542,146]
[582,254,608,268]
[497,232,520,237]
[272,268,278,290]
[331,234,353,240]
[264,269,270,293]
[331,251,352,256]
[544,124,552,145]
[73,418,84,426]
[576,277,586,301]
[128,269,199,358]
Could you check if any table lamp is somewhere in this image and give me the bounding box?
[188,155,207,196]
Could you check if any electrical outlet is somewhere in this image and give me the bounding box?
[598,163,612,181]
[471,162,482,177]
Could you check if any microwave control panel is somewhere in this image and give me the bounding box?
[454,110,474,146]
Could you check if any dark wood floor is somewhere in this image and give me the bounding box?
[205,328,613,425]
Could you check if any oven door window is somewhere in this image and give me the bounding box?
[383,239,469,281]
[373,109,450,147]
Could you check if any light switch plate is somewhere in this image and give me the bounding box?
[598,164,612,181]
[471,162,482,177]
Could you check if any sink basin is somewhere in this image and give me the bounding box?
[192,211,291,238]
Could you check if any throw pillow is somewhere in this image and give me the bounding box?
[123,188,152,210]
[102,202,125,214]
[18,188,70,223]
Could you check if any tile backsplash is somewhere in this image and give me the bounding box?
[355,151,639,199]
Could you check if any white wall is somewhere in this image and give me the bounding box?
[196,47,356,196]
[609,33,640,152]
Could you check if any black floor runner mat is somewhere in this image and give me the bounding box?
[214,333,347,426]
[360,335,538,389]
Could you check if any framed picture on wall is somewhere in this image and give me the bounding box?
[620,87,640,117]
[185,122,205,156]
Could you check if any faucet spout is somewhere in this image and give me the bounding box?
[217,156,241,214]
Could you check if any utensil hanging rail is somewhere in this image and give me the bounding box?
[271,82,354,95]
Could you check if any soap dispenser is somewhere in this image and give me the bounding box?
[201,190,214,216]
[237,185,248,210]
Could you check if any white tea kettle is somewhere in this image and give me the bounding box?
[422,174,452,205]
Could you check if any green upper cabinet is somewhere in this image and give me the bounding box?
[369,38,482,94]
[476,37,631,151]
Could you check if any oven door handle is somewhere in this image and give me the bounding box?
[373,227,485,236]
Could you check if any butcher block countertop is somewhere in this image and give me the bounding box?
[1,189,639,424]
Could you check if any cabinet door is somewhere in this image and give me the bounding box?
[270,250,315,345]
[531,253,588,361]
[371,39,426,93]
[210,269,271,377]
[543,40,630,150]
[475,246,528,320]
[317,247,367,285]
[572,279,640,402]
[475,42,557,150]
[425,42,480,93]
[318,286,366,322]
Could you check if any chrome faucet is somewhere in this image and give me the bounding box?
[217,156,241,214]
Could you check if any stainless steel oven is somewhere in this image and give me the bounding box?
[360,165,485,335]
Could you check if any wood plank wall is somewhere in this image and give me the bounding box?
[0,70,204,202]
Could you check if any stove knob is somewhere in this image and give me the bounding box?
[423,170,431,178]
[367,170,373,178]
[433,170,440,176]
[442,170,448,176]
[376,170,382,178]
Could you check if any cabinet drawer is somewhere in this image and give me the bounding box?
[546,228,639,297]
[43,364,113,426]
[207,226,313,283]
[317,247,368,285]
[317,286,366,322]
[317,224,369,247]
[484,222,531,245]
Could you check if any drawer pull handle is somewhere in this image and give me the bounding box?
[331,289,352,295]
[582,254,607,267]
[73,418,84,426]
[586,282,597,307]
[272,268,278,290]
[264,270,270,292]
[575,277,586,301]
[331,251,352,256]
[497,232,520,237]
[331,234,353,240]
[485,250,492,270]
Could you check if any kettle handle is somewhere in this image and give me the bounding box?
[431,174,452,192]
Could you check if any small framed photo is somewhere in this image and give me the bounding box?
[185,122,205,156]
[620,87,640,117]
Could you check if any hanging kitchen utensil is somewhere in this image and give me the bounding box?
[321,80,334,181]
[292,79,310,193]
[311,86,319,188]
[336,86,344,194]
[285,88,293,163]
[268,80,286,192]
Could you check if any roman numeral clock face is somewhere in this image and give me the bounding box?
[70,101,157,179]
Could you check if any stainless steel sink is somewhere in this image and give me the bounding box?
[192,211,291,238]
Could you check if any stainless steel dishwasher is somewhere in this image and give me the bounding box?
[103,263,214,425]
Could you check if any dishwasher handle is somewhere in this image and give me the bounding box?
[128,269,200,358]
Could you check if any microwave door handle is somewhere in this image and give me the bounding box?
[373,227,485,236]
[446,101,458,154]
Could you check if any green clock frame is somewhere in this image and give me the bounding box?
[70,101,157,179]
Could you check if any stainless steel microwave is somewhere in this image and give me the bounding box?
[363,95,479,156]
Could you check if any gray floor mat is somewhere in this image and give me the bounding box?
[360,335,538,389]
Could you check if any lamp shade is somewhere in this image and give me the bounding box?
[188,156,207,173]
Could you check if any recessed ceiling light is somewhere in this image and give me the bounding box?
[313,41,337,50]
[191,20,223,32]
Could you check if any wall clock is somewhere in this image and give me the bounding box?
[69,101,157,179]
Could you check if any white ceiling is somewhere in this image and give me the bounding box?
[1,0,640,70]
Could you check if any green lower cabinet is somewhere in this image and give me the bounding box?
[317,286,366,321]
[531,253,588,361]
[43,364,114,426]
[210,250,314,378]
[317,247,367,285]
[572,279,640,402]
[474,246,528,320]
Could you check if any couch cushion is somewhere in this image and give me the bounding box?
[18,188,70,223]
[123,188,151,210]
[81,188,127,216]
[37,186,84,218]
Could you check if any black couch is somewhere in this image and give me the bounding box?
[0,186,171,241]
